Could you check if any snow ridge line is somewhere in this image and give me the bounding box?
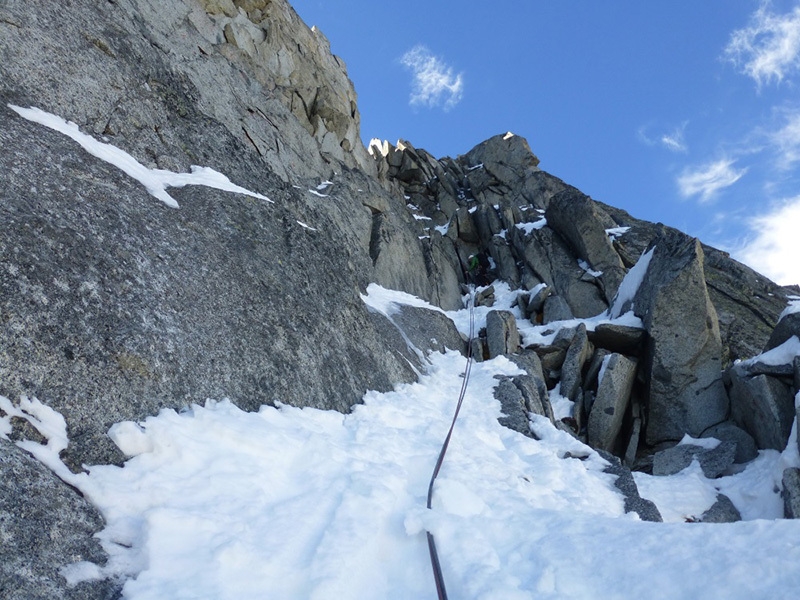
[425,286,476,600]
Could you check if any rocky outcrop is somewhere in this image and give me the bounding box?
[597,450,662,522]
[652,441,736,478]
[728,373,794,451]
[701,421,758,464]
[632,231,729,445]
[700,494,741,523]
[545,189,626,304]
[486,310,520,359]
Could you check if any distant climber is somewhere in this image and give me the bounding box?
[466,252,491,286]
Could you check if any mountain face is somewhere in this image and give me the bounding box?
[1,0,799,597]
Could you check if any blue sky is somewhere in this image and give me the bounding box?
[290,1,800,286]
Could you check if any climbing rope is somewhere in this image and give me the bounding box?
[425,285,476,600]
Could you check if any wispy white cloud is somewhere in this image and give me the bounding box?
[637,122,688,153]
[725,3,800,87]
[735,195,800,285]
[660,123,689,153]
[400,45,464,111]
[770,107,800,168]
[677,158,747,203]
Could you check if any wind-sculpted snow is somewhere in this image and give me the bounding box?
[8,105,272,208]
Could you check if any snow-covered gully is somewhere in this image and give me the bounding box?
[3,283,800,599]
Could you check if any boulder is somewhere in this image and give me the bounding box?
[765,312,800,351]
[495,374,552,436]
[782,467,800,519]
[0,440,122,600]
[475,285,496,307]
[588,323,646,355]
[560,324,592,402]
[390,305,467,357]
[486,310,520,358]
[597,450,662,522]
[633,230,729,444]
[587,354,637,452]
[535,346,568,374]
[699,494,741,523]
[651,441,736,478]
[729,373,794,451]
[700,421,758,464]
[495,378,533,437]
[542,295,574,324]
[527,284,552,315]
[508,350,549,403]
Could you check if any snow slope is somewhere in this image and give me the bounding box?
[3,288,800,599]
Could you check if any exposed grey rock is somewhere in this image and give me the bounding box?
[508,350,549,401]
[730,359,795,379]
[633,230,729,444]
[471,338,486,362]
[455,207,480,244]
[475,285,496,307]
[486,310,520,358]
[543,295,574,324]
[515,374,553,421]
[582,348,613,392]
[516,227,607,319]
[700,421,758,464]
[462,132,540,189]
[782,467,800,519]
[0,0,452,476]
[765,312,800,352]
[534,346,568,374]
[795,356,800,394]
[652,442,736,478]
[729,373,794,451]
[0,440,122,600]
[700,494,741,523]
[587,354,637,452]
[596,450,662,522]
[624,417,642,467]
[599,204,794,366]
[527,284,552,315]
[495,378,533,437]
[588,323,646,355]
[494,372,552,436]
[545,188,626,304]
[560,324,592,402]
[389,305,466,357]
[488,236,520,286]
[552,326,579,349]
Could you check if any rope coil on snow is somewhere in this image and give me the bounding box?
[425,286,476,600]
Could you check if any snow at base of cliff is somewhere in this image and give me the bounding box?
[3,286,800,599]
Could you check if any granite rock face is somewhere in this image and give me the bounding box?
[0,439,122,600]
[632,231,729,445]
